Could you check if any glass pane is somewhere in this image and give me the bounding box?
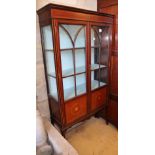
[75,49,86,74]
[63,25,82,42]
[100,27,109,66]
[48,76,58,101]
[42,26,53,50]
[91,28,100,47]
[91,70,99,90]
[100,68,108,86]
[75,27,86,48]
[91,47,99,70]
[61,50,74,77]
[91,48,107,70]
[93,26,110,66]
[63,76,75,101]
[59,26,73,49]
[45,51,56,76]
[76,73,86,96]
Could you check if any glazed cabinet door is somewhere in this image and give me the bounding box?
[58,23,87,101]
[90,24,112,111]
[57,21,88,124]
[41,25,59,102]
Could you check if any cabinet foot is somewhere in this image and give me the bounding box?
[95,112,100,118]
[106,119,109,125]
[61,129,67,138]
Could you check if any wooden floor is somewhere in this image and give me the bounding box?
[66,117,118,155]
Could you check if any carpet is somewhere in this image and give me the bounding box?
[66,117,118,155]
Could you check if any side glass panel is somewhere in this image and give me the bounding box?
[42,26,53,50]
[48,77,58,101]
[41,25,58,101]
[59,24,86,101]
[91,26,110,90]
[45,51,56,77]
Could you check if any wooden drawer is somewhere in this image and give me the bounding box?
[91,88,107,111]
[65,95,87,124]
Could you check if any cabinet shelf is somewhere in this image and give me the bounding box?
[48,73,56,77]
[45,49,54,52]
[91,80,107,90]
[61,47,86,51]
[91,46,100,48]
[91,64,107,71]
[49,64,107,78]
[62,65,86,77]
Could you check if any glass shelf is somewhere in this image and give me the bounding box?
[61,46,86,77]
[62,65,85,77]
[91,69,107,90]
[61,49,74,77]
[76,66,86,74]
[48,73,56,77]
[61,64,107,77]
[91,80,107,90]
[61,47,85,51]
[91,64,107,71]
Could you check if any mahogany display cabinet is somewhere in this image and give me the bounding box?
[37,3,114,135]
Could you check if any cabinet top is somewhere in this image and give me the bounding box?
[37,3,114,18]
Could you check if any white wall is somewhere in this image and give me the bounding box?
[36,0,97,11]
[36,0,97,118]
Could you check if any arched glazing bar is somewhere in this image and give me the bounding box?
[59,24,86,100]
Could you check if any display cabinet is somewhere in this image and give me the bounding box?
[37,3,114,135]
